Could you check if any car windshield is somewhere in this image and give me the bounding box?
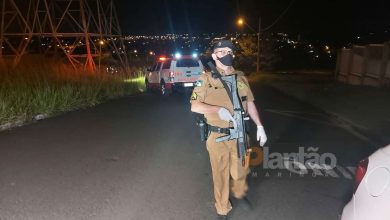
[176,59,200,67]
[162,60,171,69]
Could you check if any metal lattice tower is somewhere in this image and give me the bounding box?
[0,0,129,72]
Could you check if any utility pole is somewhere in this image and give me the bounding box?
[0,0,5,64]
[256,16,261,73]
[80,0,95,73]
[0,0,129,73]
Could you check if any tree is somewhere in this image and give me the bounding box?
[235,35,257,71]
[259,33,280,71]
[235,34,280,72]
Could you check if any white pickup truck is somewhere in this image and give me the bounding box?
[145,53,204,96]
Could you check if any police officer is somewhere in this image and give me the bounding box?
[191,39,267,219]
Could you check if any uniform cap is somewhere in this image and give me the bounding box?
[213,39,235,51]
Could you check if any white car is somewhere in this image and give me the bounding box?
[341,144,390,220]
[145,53,204,96]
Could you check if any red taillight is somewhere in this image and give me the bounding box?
[354,158,369,194]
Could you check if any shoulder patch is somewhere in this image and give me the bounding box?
[191,92,198,100]
[237,81,247,90]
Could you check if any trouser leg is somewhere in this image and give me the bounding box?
[229,139,250,199]
[206,133,232,215]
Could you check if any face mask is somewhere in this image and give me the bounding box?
[217,54,233,66]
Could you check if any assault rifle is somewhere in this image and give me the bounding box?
[207,62,251,166]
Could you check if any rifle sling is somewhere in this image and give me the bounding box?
[207,61,234,105]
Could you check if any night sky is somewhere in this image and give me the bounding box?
[116,0,389,42]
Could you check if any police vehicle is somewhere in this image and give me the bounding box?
[145,52,204,96]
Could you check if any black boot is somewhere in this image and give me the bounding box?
[234,196,253,211]
[217,214,228,220]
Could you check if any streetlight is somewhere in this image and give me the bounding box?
[147,51,154,64]
[236,17,261,72]
[237,18,244,26]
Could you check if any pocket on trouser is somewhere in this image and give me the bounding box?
[206,132,225,150]
[228,140,250,181]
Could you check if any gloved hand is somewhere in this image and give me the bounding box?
[257,125,267,147]
[218,108,237,128]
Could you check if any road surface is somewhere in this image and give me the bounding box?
[0,81,380,220]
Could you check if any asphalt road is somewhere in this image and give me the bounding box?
[0,82,380,220]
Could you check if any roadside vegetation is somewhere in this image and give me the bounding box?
[0,57,145,129]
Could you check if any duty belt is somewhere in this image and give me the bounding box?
[208,125,231,135]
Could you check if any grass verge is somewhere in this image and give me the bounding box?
[0,59,145,130]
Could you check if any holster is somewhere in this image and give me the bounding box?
[196,116,208,142]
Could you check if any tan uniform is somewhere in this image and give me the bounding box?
[191,68,254,215]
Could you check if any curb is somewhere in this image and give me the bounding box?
[0,120,25,131]
[0,114,48,132]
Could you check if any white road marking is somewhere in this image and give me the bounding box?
[265,109,336,127]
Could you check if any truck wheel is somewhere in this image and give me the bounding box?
[160,82,172,96]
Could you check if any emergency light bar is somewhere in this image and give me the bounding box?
[175,52,182,59]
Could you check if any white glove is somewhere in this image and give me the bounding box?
[257,125,267,147]
[217,108,237,129]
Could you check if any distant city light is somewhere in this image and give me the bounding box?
[99,40,105,45]
[122,33,339,64]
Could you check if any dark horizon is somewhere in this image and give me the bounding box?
[116,0,390,44]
